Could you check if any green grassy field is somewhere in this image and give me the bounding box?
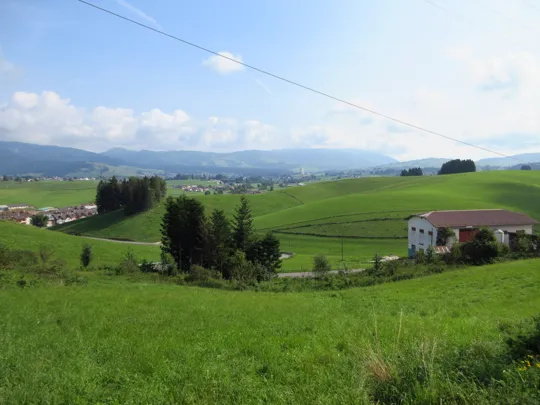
[0,180,98,207]
[0,220,160,267]
[54,191,303,242]
[50,171,540,271]
[1,259,539,404]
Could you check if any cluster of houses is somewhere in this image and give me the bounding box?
[171,184,212,193]
[0,204,97,227]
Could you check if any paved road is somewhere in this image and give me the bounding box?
[82,236,161,246]
[277,269,365,278]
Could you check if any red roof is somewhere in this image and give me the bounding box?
[414,210,538,228]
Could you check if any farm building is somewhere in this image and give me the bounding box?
[407,209,538,257]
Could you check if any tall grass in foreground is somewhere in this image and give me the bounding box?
[1,259,540,404]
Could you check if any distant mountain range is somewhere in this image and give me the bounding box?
[475,153,540,168]
[0,141,537,177]
[372,158,451,170]
[0,141,396,176]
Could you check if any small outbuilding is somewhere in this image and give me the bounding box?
[407,209,538,257]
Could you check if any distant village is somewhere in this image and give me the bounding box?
[0,204,98,227]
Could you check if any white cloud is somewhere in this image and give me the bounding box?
[0,91,284,152]
[116,0,161,29]
[202,51,244,74]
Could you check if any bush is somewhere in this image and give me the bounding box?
[30,213,48,228]
[187,265,220,282]
[415,249,426,264]
[459,228,501,265]
[501,315,540,361]
[117,249,138,274]
[160,252,178,276]
[426,245,436,263]
[312,254,331,278]
[80,244,93,268]
[230,250,259,286]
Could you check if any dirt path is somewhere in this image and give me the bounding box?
[277,269,365,278]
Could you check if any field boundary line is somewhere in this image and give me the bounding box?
[258,209,425,231]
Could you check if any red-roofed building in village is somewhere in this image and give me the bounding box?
[407,209,538,257]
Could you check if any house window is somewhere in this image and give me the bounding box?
[419,229,425,234]
[428,231,433,236]
[411,227,416,231]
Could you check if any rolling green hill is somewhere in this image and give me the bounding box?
[45,171,540,270]
[1,258,540,403]
[0,220,160,267]
[0,180,98,208]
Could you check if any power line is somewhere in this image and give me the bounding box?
[76,0,526,163]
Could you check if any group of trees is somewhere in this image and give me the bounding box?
[160,195,281,281]
[30,213,49,228]
[95,176,167,215]
[438,159,476,175]
[400,167,423,177]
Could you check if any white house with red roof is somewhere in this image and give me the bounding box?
[407,209,538,257]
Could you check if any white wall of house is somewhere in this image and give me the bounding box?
[407,217,437,256]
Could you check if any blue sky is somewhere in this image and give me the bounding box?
[1,0,539,161]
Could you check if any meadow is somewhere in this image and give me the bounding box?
[50,171,540,271]
[1,259,539,404]
[0,180,97,208]
[0,220,160,267]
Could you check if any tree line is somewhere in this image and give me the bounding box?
[400,167,423,176]
[438,159,476,175]
[96,176,167,215]
[160,195,281,281]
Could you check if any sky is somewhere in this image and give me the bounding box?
[0,0,539,161]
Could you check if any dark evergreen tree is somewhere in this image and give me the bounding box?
[232,196,254,253]
[438,159,476,175]
[96,175,167,215]
[160,195,207,272]
[521,165,532,170]
[30,213,48,228]
[248,231,281,275]
[400,167,423,176]
[207,209,233,278]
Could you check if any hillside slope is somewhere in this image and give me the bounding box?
[0,220,160,267]
[51,171,540,270]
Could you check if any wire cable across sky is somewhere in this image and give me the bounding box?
[76,0,527,163]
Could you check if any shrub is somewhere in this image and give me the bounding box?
[230,250,259,286]
[160,252,178,276]
[117,249,138,274]
[30,213,48,228]
[312,254,331,278]
[139,259,156,273]
[501,315,540,361]
[436,227,454,246]
[80,244,93,268]
[426,245,435,263]
[187,265,220,282]
[373,254,383,272]
[38,245,55,267]
[415,249,426,264]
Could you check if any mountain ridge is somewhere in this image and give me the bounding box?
[1,141,538,176]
